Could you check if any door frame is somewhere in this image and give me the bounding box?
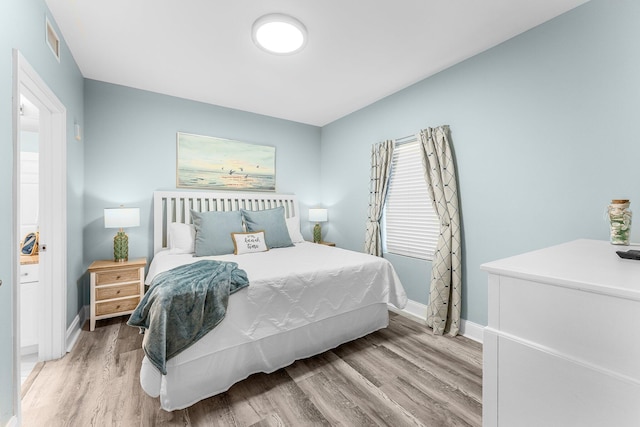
[12,49,67,419]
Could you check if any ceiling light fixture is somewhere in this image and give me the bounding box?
[252,14,307,55]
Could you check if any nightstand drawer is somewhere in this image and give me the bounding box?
[96,283,140,301]
[95,268,140,285]
[95,296,140,316]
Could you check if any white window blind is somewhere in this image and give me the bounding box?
[383,138,439,260]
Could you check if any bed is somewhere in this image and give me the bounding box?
[138,190,407,411]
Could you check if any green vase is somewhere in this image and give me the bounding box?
[313,223,321,243]
[114,230,129,262]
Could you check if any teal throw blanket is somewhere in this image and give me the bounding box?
[127,260,249,375]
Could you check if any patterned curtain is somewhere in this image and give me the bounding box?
[419,126,461,336]
[364,140,394,256]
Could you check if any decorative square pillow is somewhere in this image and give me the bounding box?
[286,216,304,243]
[231,231,268,255]
[191,210,244,256]
[168,222,196,254]
[241,206,293,249]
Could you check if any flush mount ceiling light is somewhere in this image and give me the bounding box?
[252,14,307,55]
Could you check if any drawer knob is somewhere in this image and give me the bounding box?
[116,275,121,279]
[116,290,121,294]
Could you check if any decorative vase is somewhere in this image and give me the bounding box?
[313,223,321,243]
[608,199,632,245]
[114,230,129,261]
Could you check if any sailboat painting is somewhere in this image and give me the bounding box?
[177,133,276,191]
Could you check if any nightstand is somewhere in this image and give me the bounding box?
[319,241,336,247]
[88,258,146,331]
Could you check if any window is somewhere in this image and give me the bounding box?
[382,137,439,260]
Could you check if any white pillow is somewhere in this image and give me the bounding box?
[168,222,196,254]
[286,216,305,243]
[231,231,268,255]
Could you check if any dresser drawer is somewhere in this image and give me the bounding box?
[95,283,140,301]
[496,275,640,380]
[95,296,140,316]
[95,267,140,285]
[20,264,39,284]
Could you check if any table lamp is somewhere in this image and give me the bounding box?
[308,208,328,243]
[104,206,140,262]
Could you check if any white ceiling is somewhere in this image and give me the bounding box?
[45,0,589,127]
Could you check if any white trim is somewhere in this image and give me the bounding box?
[389,298,484,343]
[20,345,38,357]
[459,318,484,343]
[13,50,68,425]
[11,49,20,427]
[389,298,428,324]
[5,416,18,427]
[65,306,88,352]
[15,50,68,362]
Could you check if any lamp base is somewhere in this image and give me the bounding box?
[113,230,129,262]
[313,223,322,243]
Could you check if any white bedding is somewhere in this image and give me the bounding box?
[141,242,407,410]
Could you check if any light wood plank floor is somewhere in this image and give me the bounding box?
[21,312,482,426]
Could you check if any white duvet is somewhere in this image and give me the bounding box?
[141,242,407,410]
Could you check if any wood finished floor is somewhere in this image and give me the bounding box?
[21,312,482,426]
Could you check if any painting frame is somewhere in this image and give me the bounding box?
[176,132,276,192]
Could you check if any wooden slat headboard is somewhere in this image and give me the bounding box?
[153,190,299,254]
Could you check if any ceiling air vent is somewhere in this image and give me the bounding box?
[45,18,60,61]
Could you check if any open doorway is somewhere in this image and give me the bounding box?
[18,93,41,385]
[12,50,68,420]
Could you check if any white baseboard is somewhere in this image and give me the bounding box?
[389,299,484,343]
[459,318,484,343]
[398,298,427,321]
[65,305,88,353]
[20,344,38,356]
[5,416,18,427]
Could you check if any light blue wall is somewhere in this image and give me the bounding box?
[0,0,84,423]
[83,80,322,296]
[321,0,640,326]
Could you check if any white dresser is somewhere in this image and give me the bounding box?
[481,239,640,427]
[19,262,39,354]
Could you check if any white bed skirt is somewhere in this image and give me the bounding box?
[140,303,389,411]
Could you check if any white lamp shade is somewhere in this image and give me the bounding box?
[104,207,140,229]
[309,208,328,223]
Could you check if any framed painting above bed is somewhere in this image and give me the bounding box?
[176,132,276,191]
